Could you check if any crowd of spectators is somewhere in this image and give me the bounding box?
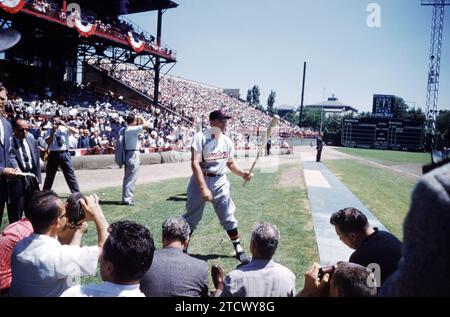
[6,78,298,156]
[90,59,312,146]
[27,0,175,58]
[6,85,198,155]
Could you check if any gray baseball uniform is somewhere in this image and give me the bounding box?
[122,125,143,204]
[183,128,238,231]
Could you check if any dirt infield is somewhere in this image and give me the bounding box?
[51,149,303,194]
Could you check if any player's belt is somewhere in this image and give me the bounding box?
[203,172,223,178]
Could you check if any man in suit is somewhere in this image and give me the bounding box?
[140,217,209,297]
[0,84,18,224]
[7,119,41,223]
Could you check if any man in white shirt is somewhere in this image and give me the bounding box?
[61,220,155,297]
[43,116,80,192]
[121,113,149,206]
[214,222,296,297]
[10,190,109,297]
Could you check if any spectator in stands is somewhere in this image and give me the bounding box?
[90,129,102,154]
[380,162,450,296]
[61,221,154,297]
[140,217,209,297]
[297,262,377,297]
[213,222,296,297]
[330,207,402,286]
[77,129,90,149]
[10,191,109,297]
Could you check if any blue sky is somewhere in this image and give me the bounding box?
[127,0,450,112]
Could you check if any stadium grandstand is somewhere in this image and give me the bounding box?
[0,0,309,158]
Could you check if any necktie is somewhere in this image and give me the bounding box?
[20,139,32,171]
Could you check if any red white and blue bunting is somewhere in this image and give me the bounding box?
[127,32,145,53]
[74,18,96,38]
[0,0,26,14]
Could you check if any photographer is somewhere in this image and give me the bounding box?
[43,116,80,193]
[10,190,109,297]
[1,192,89,294]
[297,262,377,297]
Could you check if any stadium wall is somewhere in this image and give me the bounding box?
[64,148,293,170]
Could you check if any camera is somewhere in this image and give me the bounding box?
[66,192,85,228]
[318,265,336,281]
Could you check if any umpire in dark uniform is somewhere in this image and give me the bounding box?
[7,119,41,223]
[43,116,80,193]
[316,133,324,162]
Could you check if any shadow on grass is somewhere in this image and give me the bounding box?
[189,253,235,261]
[99,200,124,206]
[167,193,188,202]
[166,196,188,202]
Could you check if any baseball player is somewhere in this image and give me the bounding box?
[183,110,253,265]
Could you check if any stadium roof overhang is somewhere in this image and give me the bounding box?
[76,0,179,16]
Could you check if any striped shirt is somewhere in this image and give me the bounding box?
[0,219,33,290]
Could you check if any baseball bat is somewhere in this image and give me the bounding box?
[243,115,280,186]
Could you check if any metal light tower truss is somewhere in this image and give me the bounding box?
[422,0,450,149]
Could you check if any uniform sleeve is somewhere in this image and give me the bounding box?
[191,133,203,153]
[53,245,100,278]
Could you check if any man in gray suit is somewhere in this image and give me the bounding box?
[140,217,209,297]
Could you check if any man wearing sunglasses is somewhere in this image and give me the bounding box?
[7,118,41,223]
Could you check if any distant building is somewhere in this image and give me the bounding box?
[277,104,296,118]
[223,89,240,99]
[305,95,358,117]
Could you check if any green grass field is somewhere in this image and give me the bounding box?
[335,147,431,165]
[54,164,319,291]
[325,159,417,240]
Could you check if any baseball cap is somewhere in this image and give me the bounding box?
[209,109,231,121]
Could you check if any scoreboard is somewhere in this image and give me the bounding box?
[372,95,395,118]
[341,117,424,151]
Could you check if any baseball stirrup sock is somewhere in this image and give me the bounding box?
[227,229,243,254]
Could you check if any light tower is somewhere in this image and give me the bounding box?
[421,0,450,150]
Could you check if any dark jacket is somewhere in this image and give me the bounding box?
[380,162,450,296]
[140,247,209,297]
[0,117,13,175]
[8,134,42,184]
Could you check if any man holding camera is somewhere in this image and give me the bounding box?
[10,191,109,297]
[43,116,80,193]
